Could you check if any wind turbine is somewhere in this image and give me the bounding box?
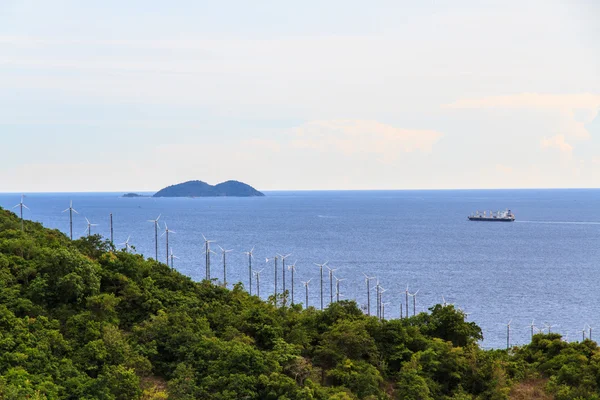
[379,287,388,320]
[120,236,132,252]
[374,280,381,319]
[588,324,593,341]
[201,233,216,281]
[405,285,410,319]
[84,217,98,237]
[161,223,175,266]
[243,247,255,295]
[363,273,375,316]
[13,195,29,231]
[410,289,420,317]
[170,248,179,269]
[253,269,264,298]
[62,200,79,239]
[582,325,587,341]
[288,261,297,305]
[218,245,233,288]
[278,253,292,305]
[147,214,161,260]
[507,319,512,349]
[109,213,114,244]
[544,323,556,334]
[326,265,339,305]
[302,279,312,309]
[314,262,328,310]
[529,320,536,341]
[266,255,279,305]
[382,302,390,320]
[334,276,345,303]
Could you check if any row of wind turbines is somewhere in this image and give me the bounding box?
[14,197,424,318]
[11,196,595,347]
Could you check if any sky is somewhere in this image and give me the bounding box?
[1,0,599,191]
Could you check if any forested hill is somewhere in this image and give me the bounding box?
[1,208,599,399]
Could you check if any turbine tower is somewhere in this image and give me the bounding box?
[302,279,312,309]
[266,256,279,305]
[84,217,98,237]
[507,319,512,349]
[278,253,291,305]
[13,195,29,231]
[363,273,375,316]
[62,200,79,239]
[147,214,161,260]
[170,248,179,269]
[253,269,264,298]
[218,245,233,288]
[314,262,328,310]
[243,247,255,295]
[334,276,345,303]
[202,234,216,281]
[288,261,297,305]
[326,265,339,305]
[161,223,175,265]
[109,213,114,244]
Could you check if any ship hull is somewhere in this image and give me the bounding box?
[468,217,514,222]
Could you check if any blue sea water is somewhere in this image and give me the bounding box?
[1,189,599,348]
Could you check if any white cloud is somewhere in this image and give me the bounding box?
[290,120,442,162]
[540,134,573,156]
[444,93,600,140]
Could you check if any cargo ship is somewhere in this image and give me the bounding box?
[468,209,515,222]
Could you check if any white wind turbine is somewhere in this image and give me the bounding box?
[529,320,536,341]
[120,235,133,252]
[278,253,292,305]
[314,262,328,310]
[334,276,345,303]
[409,288,419,317]
[302,279,312,309]
[170,248,179,269]
[379,287,388,320]
[161,223,175,266]
[243,247,255,295]
[201,233,216,281]
[363,273,375,316]
[13,194,29,231]
[288,261,298,305]
[326,265,339,306]
[266,255,280,305]
[62,200,79,239]
[253,269,264,298]
[147,214,161,260]
[84,217,98,237]
[218,245,233,288]
[506,319,512,349]
[382,302,390,320]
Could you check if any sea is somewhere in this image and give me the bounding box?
[1,189,599,349]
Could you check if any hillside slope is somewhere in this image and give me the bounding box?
[0,208,596,399]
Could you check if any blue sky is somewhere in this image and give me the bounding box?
[1,0,599,191]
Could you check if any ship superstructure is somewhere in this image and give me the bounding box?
[468,209,515,222]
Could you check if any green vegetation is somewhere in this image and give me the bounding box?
[1,207,599,399]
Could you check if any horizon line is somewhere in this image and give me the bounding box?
[1,186,600,194]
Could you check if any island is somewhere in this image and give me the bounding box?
[122,193,147,198]
[153,180,265,197]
